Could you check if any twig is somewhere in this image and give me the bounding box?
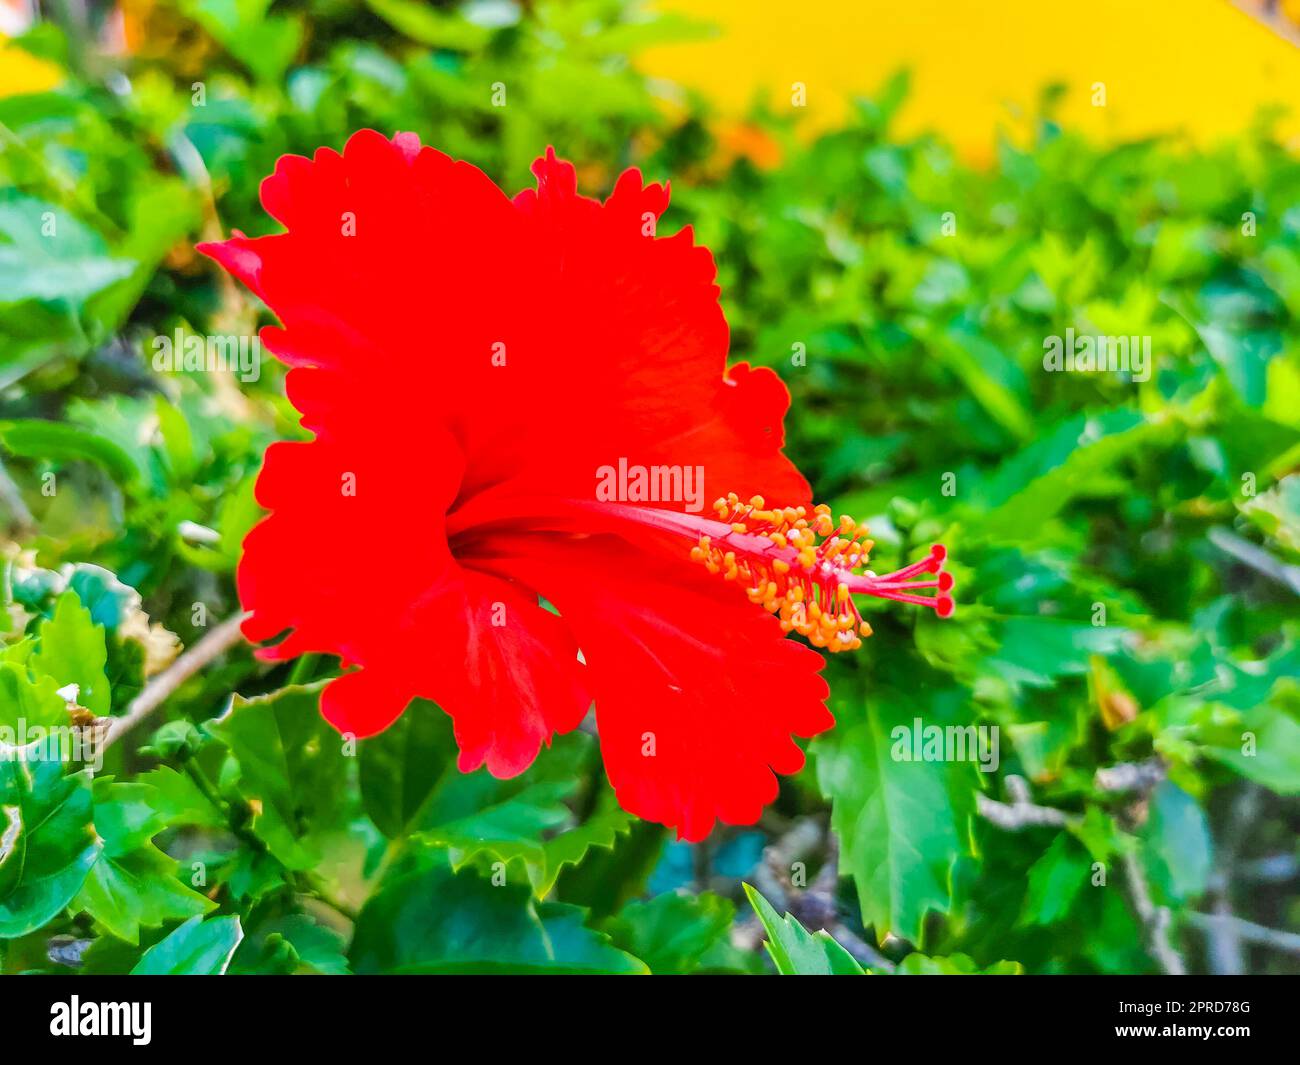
[1122,850,1187,975]
[976,776,1079,830]
[1185,912,1300,957]
[1203,786,1263,974]
[1208,526,1300,596]
[102,613,247,749]
[1095,759,1166,795]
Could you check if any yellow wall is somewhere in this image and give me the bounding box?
[641,0,1300,159]
[0,37,62,97]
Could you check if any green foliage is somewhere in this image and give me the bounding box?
[131,914,244,975]
[350,847,646,974]
[0,0,1297,976]
[0,742,100,937]
[744,884,867,975]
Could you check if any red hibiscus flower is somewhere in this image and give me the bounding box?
[198,131,952,842]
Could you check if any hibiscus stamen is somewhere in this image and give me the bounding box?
[687,494,954,652]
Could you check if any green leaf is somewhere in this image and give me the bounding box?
[413,778,572,875]
[359,698,456,838]
[30,591,111,715]
[130,915,243,975]
[742,884,865,975]
[208,684,348,869]
[895,953,1022,974]
[532,791,634,898]
[350,845,646,974]
[0,193,135,305]
[931,323,1034,442]
[985,617,1128,689]
[183,0,303,82]
[1019,833,1088,926]
[0,661,67,732]
[364,0,492,50]
[1142,781,1212,904]
[230,914,349,975]
[973,410,1166,541]
[1201,699,1300,794]
[88,779,171,855]
[74,779,213,943]
[603,891,743,974]
[813,687,974,942]
[135,766,225,830]
[0,420,141,488]
[376,721,628,897]
[76,845,213,945]
[0,744,100,938]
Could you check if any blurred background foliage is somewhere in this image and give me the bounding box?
[0,0,1298,975]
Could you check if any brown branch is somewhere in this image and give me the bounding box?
[1186,912,1300,957]
[1094,758,1166,795]
[1122,850,1187,975]
[102,613,247,750]
[976,776,1079,830]
[1203,786,1263,974]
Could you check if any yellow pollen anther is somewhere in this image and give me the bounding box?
[689,491,950,651]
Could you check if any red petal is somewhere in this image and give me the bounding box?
[477,534,833,841]
[237,412,462,666]
[410,571,590,775]
[198,133,809,516]
[320,666,410,738]
[320,569,588,763]
[242,422,588,765]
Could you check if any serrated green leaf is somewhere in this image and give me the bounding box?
[351,845,646,974]
[30,591,110,715]
[208,684,347,869]
[743,884,865,975]
[381,720,628,897]
[0,661,67,731]
[0,744,100,938]
[74,778,213,943]
[813,687,974,942]
[231,913,350,975]
[134,766,225,830]
[76,845,213,945]
[533,791,634,897]
[603,890,742,974]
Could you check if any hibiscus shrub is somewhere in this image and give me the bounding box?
[1,1,1298,976]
